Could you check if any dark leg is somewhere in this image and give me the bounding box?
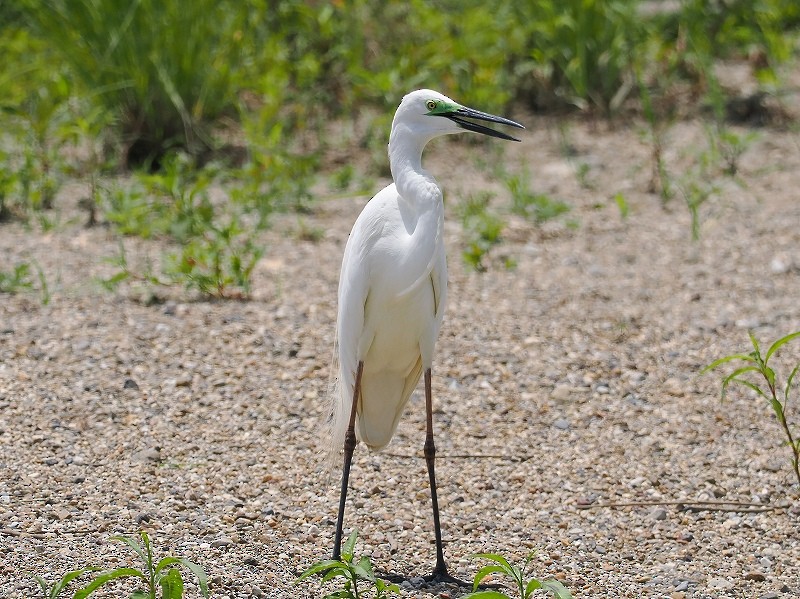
[422,368,470,586]
[333,361,363,560]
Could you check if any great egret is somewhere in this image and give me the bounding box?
[330,89,524,583]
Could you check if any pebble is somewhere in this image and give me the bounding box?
[744,571,766,581]
[553,418,571,430]
[707,577,733,590]
[650,507,668,521]
[551,384,573,402]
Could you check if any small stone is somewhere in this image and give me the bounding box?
[675,580,689,591]
[770,257,789,274]
[744,571,766,582]
[707,577,733,590]
[650,507,668,521]
[759,593,779,599]
[131,447,161,463]
[211,537,234,548]
[551,385,572,402]
[123,378,139,390]
[553,418,570,430]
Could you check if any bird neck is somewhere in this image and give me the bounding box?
[388,126,440,205]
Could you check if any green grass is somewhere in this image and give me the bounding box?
[704,331,800,487]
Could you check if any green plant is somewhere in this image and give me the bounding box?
[0,263,34,294]
[73,531,208,599]
[458,192,506,272]
[516,0,643,113]
[21,0,248,165]
[676,177,717,242]
[462,553,573,599]
[505,172,570,223]
[704,331,800,486]
[30,569,97,599]
[296,530,400,599]
[613,192,630,220]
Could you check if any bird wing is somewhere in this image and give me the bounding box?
[329,188,391,456]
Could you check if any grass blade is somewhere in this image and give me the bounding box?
[701,353,757,373]
[111,534,147,565]
[73,568,146,599]
[765,331,800,363]
[175,558,209,598]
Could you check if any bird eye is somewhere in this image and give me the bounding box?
[426,100,437,111]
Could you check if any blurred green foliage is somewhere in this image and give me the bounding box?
[0,0,798,292]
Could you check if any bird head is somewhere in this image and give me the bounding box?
[393,89,525,143]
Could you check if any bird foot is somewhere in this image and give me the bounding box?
[422,568,473,588]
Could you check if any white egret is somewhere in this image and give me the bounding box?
[330,89,524,583]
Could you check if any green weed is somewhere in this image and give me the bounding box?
[73,531,208,599]
[458,192,506,272]
[30,569,98,599]
[704,331,800,486]
[20,0,247,165]
[296,530,400,599]
[613,193,630,220]
[0,262,50,304]
[462,553,573,599]
[0,263,34,294]
[505,172,570,224]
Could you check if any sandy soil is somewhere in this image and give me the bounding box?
[2,108,800,598]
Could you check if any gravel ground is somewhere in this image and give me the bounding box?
[2,110,800,599]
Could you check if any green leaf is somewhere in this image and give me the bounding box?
[158,568,183,599]
[30,574,48,596]
[460,591,511,599]
[785,363,800,402]
[73,568,147,599]
[727,377,770,401]
[50,568,98,598]
[770,396,785,421]
[295,560,344,583]
[748,331,762,358]
[342,529,358,562]
[524,578,543,598]
[470,553,515,576]
[702,353,757,373]
[321,566,348,584]
[720,366,762,398]
[111,535,148,566]
[472,565,508,590]
[765,331,800,363]
[541,579,574,599]
[353,555,375,582]
[129,591,150,599]
[154,557,182,575]
[175,558,209,598]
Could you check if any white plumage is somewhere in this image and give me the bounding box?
[329,89,523,580]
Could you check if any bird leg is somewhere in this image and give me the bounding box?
[422,368,471,587]
[333,361,363,560]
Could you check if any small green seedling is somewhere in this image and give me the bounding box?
[704,331,800,486]
[74,531,208,599]
[0,263,34,294]
[30,568,97,599]
[296,530,400,599]
[462,553,573,599]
